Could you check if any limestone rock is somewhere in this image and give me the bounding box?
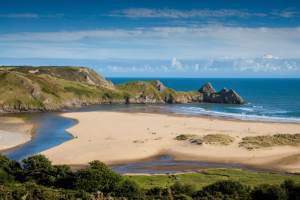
[85,75,95,85]
[198,82,216,93]
[154,80,165,92]
[198,83,245,104]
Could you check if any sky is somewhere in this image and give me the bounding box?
[0,0,300,78]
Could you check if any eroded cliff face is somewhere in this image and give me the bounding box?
[0,66,245,113]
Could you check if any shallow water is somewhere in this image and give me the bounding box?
[110,155,269,174]
[2,113,75,161]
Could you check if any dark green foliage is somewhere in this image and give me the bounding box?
[251,184,288,200]
[72,160,124,194]
[0,182,92,200]
[0,154,22,180]
[22,154,73,187]
[1,154,300,199]
[281,179,300,200]
[197,180,251,199]
[0,169,14,185]
[170,181,197,196]
[115,179,145,199]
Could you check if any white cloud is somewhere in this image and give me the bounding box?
[203,58,214,70]
[0,13,64,18]
[171,58,185,71]
[271,8,299,18]
[108,8,267,18]
[1,25,300,59]
[262,55,280,59]
[195,64,199,71]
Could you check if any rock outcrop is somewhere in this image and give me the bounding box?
[154,80,165,92]
[198,83,245,104]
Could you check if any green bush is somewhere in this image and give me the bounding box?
[281,179,300,200]
[22,154,73,187]
[115,179,145,199]
[0,169,14,185]
[251,184,288,200]
[0,154,22,181]
[197,180,251,199]
[170,181,197,196]
[72,160,124,194]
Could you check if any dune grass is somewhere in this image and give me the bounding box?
[190,134,235,146]
[174,134,197,141]
[239,134,300,149]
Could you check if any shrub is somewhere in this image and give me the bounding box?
[72,160,124,194]
[197,180,251,199]
[281,179,300,200]
[21,154,73,187]
[170,181,197,196]
[0,169,15,184]
[175,134,197,141]
[115,179,145,199]
[198,134,235,146]
[251,184,288,200]
[240,134,300,149]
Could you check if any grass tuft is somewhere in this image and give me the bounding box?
[191,134,235,146]
[239,134,300,149]
[175,134,197,141]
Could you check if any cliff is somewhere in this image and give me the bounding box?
[0,66,245,113]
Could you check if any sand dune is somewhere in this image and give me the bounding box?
[41,111,300,173]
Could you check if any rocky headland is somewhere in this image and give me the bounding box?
[0,66,245,113]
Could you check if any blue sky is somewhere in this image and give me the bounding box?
[1,0,300,77]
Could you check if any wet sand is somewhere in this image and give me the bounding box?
[40,111,300,173]
[0,117,35,152]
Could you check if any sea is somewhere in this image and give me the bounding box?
[108,78,300,123]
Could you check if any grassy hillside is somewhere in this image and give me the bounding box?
[0,66,202,111]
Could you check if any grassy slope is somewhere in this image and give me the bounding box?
[0,66,201,108]
[127,169,300,190]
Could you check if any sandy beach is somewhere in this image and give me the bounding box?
[41,111,300,173]
[0,117,34,152]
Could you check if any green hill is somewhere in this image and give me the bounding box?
[0,66,244,112]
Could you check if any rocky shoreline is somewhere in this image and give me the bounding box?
[0,82,245,113]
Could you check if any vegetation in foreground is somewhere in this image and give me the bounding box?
[240,134,300,149]
[1,154,300,199]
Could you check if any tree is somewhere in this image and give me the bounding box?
[251,184,288,200]
[22,154,73,187]
[72,160,124,194]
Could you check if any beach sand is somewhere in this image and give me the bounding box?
[0,117,34,152]
[41,111,300,173]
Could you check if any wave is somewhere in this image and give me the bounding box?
[160,106,300,123]
[253,106,263,108]
[228,107,254,112]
